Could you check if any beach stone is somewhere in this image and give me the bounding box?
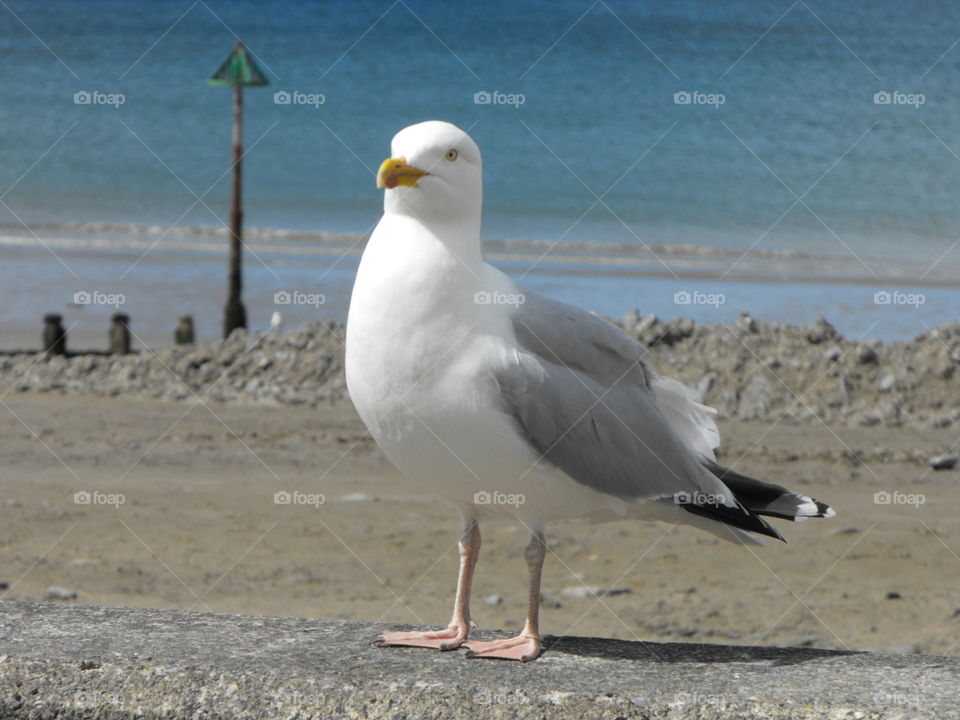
[928,453,959,470]
[737,311,758,333]
[44,586,76,600]
[694,373,715,403]
[804,316,838,344]
[823,345,842,362]
[484,594,504,607]
[561,586,631,600]
[856,344,878,365]
[879,372,896,392]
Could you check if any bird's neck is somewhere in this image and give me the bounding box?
[385,210,484,268]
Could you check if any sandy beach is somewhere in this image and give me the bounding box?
[1,384,957,657]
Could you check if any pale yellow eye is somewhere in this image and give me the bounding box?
[445,148,458,162]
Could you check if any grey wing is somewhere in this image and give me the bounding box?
[509,291,653,390]
[510,290,720,459]
[498,290,730,503]
[499,289,785,540]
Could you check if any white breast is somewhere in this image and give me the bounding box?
[345,215,618,524]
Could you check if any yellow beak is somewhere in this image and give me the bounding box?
[376,156,428,189]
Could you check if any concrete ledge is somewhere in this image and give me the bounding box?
[0,601,955,719]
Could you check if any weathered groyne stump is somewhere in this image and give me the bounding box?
[41,314,66,356]
[0,601,956,719]
[109,313,131,355]
[174,314,195,345]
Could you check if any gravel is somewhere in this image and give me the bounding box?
[2,313,959,428]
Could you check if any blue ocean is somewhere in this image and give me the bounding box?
[2,0,959,347]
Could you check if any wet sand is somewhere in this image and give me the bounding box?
[1,393,958,656]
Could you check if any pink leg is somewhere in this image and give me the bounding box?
[465,529,545,662]
[378,517,480,651]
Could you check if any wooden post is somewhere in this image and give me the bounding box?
[109,313,131,355]
[42,314,66,356]
[175,314,195,345]
[223,82,246,338]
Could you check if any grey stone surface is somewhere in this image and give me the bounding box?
[0,601,956,719]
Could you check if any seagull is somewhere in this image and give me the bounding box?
[345,121,835,662]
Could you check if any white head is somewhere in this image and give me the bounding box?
[376,121,483,231]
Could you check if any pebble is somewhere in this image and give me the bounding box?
[928,453,959,470]
[45,586,77,600]
[886,591,902,600]
[856,344,879,365]
[1,317,959,431]
[561,586,632,600]
[484,594,503,607]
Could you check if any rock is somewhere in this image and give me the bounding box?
[339,493,370,503]
[823,345,842,362]
[886,591,902,600]
[738,375,773,419]
[856,344,879,365]
[737,312,758,333]
[561,586,632,600]
[804,316,838,344]
[45,586,77,600]
[694,373,716,403]
[929,453,959,471]
[484,594,503,607]
[621,308,640,333]
[879,372,896,392]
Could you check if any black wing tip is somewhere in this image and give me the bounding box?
[680,502,786,542]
